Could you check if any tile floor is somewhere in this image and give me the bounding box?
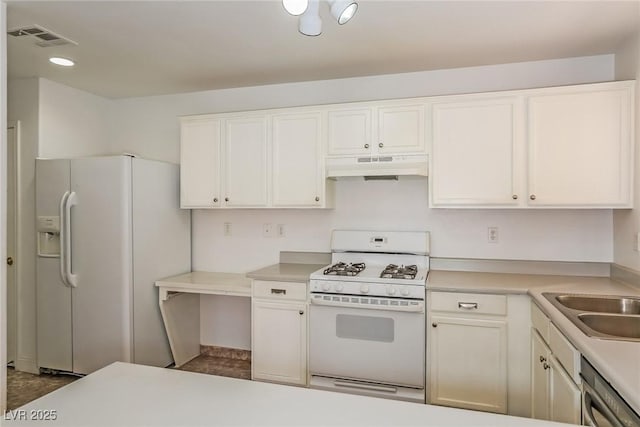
[6,355,251,410]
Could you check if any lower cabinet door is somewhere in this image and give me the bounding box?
[251,300,307,385]
[549,355,581,425]
[429,315,508,413]
[531,329,551,420]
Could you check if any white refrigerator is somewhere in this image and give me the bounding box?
[36,155,191,375]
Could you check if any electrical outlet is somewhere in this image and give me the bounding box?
[224,222,232,237]
[263,223,274,238]
[277,224,285,238]
[488,227,499,243]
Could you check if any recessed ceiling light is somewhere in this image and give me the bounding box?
[49,57,74,67]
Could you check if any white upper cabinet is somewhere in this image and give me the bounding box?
[272,112,327,207]
[430,96,523,206]
[224,116,269,207]
[327,101,426,156]
[429,81,634,208]
[327,108,372,155]
[180,117,222,208]
[527,83,633,207]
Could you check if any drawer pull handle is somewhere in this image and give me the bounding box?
[458,302,478,310]
[271,288,286,295]
[540,356,546,363]
[543,362,550,370]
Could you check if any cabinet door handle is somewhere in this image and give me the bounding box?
[378,142,384,148]
[512,194,518,200]
[364,143,370,149]
[7,257,13,266]
[543,362,550,370]
[315,196,320,202]
[213,197,218,203]
[458,302,478,310]
[530,194,536,200]
[432,323,437,328]
[271,288,286,295]
[299,310,304,315]
[225,197,229,202]
[539,356,546,363]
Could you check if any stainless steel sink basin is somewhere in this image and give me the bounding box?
[554,294,640,314]
[542,292,640,342]
[577,314,640,340]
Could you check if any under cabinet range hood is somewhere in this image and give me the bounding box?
[325,154,428,178]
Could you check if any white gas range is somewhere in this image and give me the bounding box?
[308,230,430,403]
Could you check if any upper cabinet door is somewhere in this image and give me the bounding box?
[430,96,523,207]
[376,104,425,154]
[224,117,269,207]
[528,83,634,207]
[180,118,221,208]
[272,112,324,207]
[327,108,372,156]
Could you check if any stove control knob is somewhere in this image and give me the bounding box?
[322,282,331,292]
[401,286,410,297]
[336,283,344,292]
[360,284,370,294]
[386,286,396,296]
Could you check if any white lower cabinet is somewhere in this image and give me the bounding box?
[428,292,508,414]
[530,304,581,425]
[251,280,307,386]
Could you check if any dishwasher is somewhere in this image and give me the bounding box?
[581,357,640,427]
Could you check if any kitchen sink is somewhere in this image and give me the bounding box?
[578,314,640,340]
[542,292,640,342]
[554,294,640,314]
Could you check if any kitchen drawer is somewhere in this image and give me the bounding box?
[252,280,307,301]
[549,323,581,383]
[531,302,550,342]
[430,292,507,316]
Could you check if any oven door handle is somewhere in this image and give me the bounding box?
[310,296,424,313]
[334,379,398,394]
[582,378,624,427]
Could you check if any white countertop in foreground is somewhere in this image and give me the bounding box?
[428,270,640,415]
[5,362,574,427]
[155,271,251,296]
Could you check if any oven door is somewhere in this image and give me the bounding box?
[309,300,424,388]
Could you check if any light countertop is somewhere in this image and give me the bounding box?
[246,262,326,283]
[5,362,575,427]
[155,271,251,296]
[428,270,640,415]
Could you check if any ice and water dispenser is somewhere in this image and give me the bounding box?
[37,216,60,257]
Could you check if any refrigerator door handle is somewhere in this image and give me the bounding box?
[59,191,70,287]
[65,191,78,287]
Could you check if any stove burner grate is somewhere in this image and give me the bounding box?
[380,264,418,280]
[323,262,366,277]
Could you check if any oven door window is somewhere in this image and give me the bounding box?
[336,314,394,342]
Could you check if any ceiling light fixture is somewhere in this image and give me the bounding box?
[328,0,358,24]
[299,0,322,36]
[284,0,357,36]
[283,0,309,16]
[49,57,75,67]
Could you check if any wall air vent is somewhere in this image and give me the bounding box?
[7,25,77,47]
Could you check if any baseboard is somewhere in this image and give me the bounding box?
[200,345,251,361]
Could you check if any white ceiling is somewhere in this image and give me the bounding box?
[6,0,640,99]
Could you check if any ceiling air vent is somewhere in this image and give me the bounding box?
[7,25,77,47]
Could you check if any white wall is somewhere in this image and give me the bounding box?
[613,33,640,270]
[38,78,112,158]
[109,55,617,349]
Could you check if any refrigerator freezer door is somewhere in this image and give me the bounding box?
[132,158,191,367]
[36,159,73,372]
[70,157,133,374]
